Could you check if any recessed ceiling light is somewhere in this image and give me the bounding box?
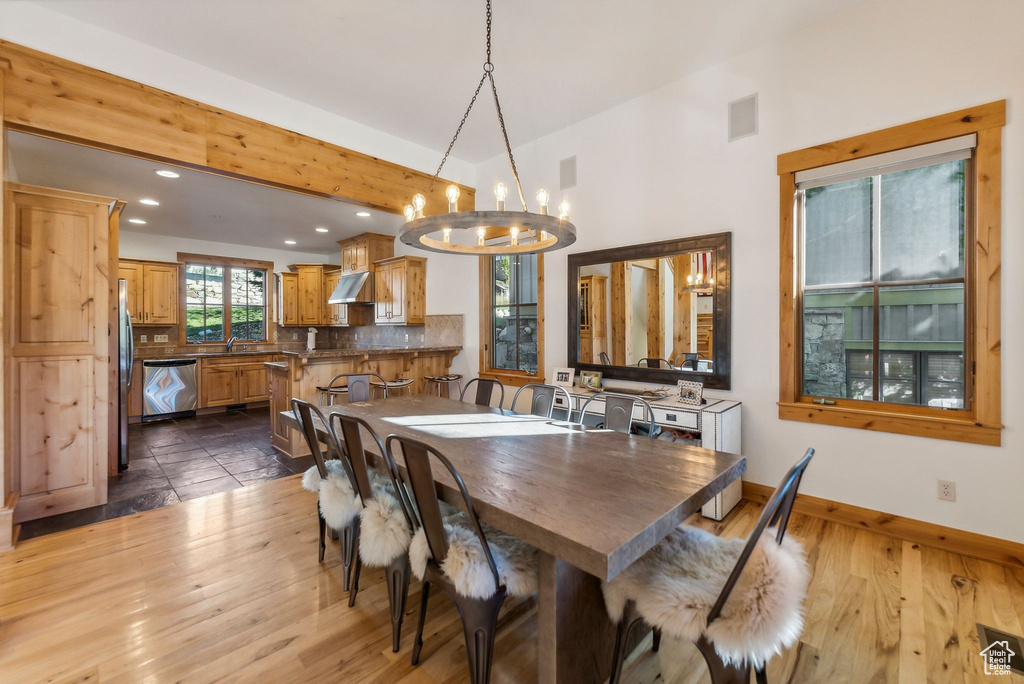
[284,240,297,245]
[355,211,371,217]
[139,198,160,206]
[155,170,180,178]
[128,218,147,225]
[315,227,329,233]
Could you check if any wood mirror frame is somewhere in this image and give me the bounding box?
[567,232,731,390]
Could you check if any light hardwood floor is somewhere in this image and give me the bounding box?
[1,474,1021,683]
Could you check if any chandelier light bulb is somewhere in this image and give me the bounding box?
[412,193,427,218]
[509,226,519,247]
[403,204,416,222]
[536,189,550,215]
[540,230,549,241]
[494,182,508,211]
[446,184,461,212]
[477,226,487,246]
[687,274,694,284]
[558,200,570,220]
[442,227,452,243]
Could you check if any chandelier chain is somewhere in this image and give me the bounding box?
[426,0,527,211]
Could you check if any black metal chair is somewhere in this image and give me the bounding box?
[510,382,572,419]
[673,352,702,370]
[290,398,360,589]
[608,448,815,684]
[317,372,388,406]
[460,377,505,408]
[387,434,520,684]
[637,357,671,369]
[579,392,657,439]
[328,411,414,652]
[599,351,612,365]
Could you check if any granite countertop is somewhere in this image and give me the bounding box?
[134,349,293,360]
[282,345,463,359]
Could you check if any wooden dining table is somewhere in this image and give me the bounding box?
[281,394,745,684]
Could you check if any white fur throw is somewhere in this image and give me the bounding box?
[302,461,361,530]
[409,519,538,599]
[602,525,808,668]
[358,489,412,567]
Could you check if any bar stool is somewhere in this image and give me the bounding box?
[317,372,387,406]
[371,377,415,398]
[424,373,463,398]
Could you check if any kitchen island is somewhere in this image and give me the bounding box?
[266,345,462,457]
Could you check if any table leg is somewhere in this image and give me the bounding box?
[537,552,649,683]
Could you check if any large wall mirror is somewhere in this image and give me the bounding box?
[567,232,731,389]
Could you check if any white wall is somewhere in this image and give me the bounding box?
[475,0,1024,542]
[119,230,335,274]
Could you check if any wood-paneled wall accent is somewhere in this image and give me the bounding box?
[644,261,663,358]
[670,254,691,359]
[4,184,114,522]
[610,262,631,365]
[742,481,1023,569]
[777,101,1004,446]
[0,40,473,215]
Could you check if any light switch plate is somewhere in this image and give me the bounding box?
[139,334,148,343]
[154,334,169,343]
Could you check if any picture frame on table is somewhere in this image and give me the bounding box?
[677,379,704,405]
[579,370,603,390]
[552,367,576,388]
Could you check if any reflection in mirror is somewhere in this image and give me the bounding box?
[578,251,714,372]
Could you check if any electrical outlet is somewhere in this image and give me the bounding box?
[154,334,168,343]
[938,480,956,502]
[354,333,359,341]
[139,334,147,343]
[404,333,409,343]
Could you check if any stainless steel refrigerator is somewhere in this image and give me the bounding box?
[117,278,134,471]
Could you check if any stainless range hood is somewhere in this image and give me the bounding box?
[328,271,372,304]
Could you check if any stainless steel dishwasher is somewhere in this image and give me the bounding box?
[142,359,198,421]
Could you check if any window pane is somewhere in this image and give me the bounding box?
[205,266,224,304]
[802,288,873,399]
[879,159,965,281]
[492,306,517,371]
[924,352,964,409]
[231,268,266,306]
[231,305,264,341]
[880,351,917,404]
[517,305,539,372]
[803,178,872,286]
[517,254,538,304]
[846,351,874,401]
[186,305,224,342]
[879,283,964,342]
[493,256,510,306]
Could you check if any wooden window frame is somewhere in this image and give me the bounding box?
[777,101,1004,446]
[478,253,545,387]
[176,252,274,345]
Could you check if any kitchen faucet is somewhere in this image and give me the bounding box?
[226,335,238,352]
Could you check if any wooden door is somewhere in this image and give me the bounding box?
[342,244,358,272]
[143,264,178,325]
[389,261,406,323]
[323,271,341,324]
[354,241,369,271]
[118,261,144,324]
[200,364,239,407]
[374,264,391,323]
[278,272,298,325]
[591,276,608,337]
[297,266,322,325]
[238,363,269,402]
[7,185,113,521]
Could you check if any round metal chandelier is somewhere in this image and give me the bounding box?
[399,0,576,256]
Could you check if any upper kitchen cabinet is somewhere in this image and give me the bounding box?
[119,258,181,326]
[277,271,299,326]
[374,256,426,325]
[293,264,325,325]
[340,233,393,274]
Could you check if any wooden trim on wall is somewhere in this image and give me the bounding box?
[777,101,1004,445]
[0,39,474,215]
[742,481,1024,569]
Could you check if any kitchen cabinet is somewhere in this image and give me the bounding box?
[295,264,323,325]
[119,259,180,326]
[373,256,426,325]
[198,355,272,407]
[339,232,393,273]
[277,271,299,325]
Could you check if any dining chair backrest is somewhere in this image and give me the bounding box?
[579,392,657,439]
[460,377,505,408]
[705,448,814,627]
[329,411,416,529]
[327,372,388,403]
[599,351,612,365]
[673,352,700,370]
[291,398,356,490]
[385,434,499,590]
[637,357,670,369]
[510,382,572,418]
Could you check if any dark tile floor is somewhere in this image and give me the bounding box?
[18,407,314,540]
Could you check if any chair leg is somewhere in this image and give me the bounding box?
[652,627,662,653]
[340,518,359,592]
[411,580,431,666]
[348,556,362,607]
[694,635,752,684]
[385,554,412,653]
[456,590,506,684]
[610,600,644,684]
[755,664,768,684]
[317,512,326,563]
